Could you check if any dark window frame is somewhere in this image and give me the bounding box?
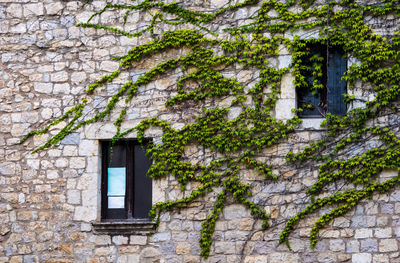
[101,140,153,221]
[297,43,347,118]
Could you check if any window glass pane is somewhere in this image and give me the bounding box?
[107,167,126,196]
[298,44,327,116]
[109,144,126,167]
[108,196,125,208]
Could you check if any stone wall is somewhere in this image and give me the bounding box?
[1,1,400,263]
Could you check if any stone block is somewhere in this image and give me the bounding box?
[333,217,350,228]
[71,72,87,84]
[77,173,97,190]
[82,190,97,207]
[55,158,69,168]
[151,232,171,242]
[63,146,78,156]
[317,252,336,263]
[130,235,147,245]
[360,239,378,252]
[7,4,22,18]
[73,206,97,222]
[275,98,295,120]
[45,3,63,15]
[268,253,300,263]
[329,240,345,252]
[10,23,26,34]
[346,240,360,253]
[33,83,52,94]
[140,247,161,259]
[81,223,91,232]
[100,61,119,72]
[183,255,201,263]
[17,211,38,221]
[11,123,30,137]
[152,177,166,203]
[337,254,351,262]
[243,256,269,263]
[355,228,373,239]
[280,73,296,99]
[70,157,86,169]
[373,254,389,263]
[375,228,392,238]
[351,215,376,227]
[61,133,80,145]
[95,246,116,257]
[93,235,111,245]
[86,156,99,173]
[23,3,44,16]
[214,242,235,254]
[51,71,68,82]
[379,239,398,252]
[9,256,22,263]
[112,236,128,245]
[37,231,53,242]
[118,246,139,254]
[352,253,372,263]
[53,83,70,94]
[78,140,98,156]
[67,190,80,205]
[0,162,16,176]
[47,170,59,179]
[224,204,250,219]
[278,55,292,69]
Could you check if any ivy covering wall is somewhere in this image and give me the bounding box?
[20,0,400,258]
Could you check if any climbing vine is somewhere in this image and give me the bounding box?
[20,0,400,258]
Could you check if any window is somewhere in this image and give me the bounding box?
[297,44,347,117]
[101,140,152,220]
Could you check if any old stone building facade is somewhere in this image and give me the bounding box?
[1,0,400,262]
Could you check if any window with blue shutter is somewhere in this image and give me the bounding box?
[101,140,152,220]
[297,44,347,117]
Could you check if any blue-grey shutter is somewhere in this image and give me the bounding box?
[327,48,347,115]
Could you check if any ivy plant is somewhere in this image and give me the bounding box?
[20,0,400,258]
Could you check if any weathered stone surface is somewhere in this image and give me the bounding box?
[329,240,345,252]
[112,236,128,245]
[373,254,389,263]
[151,232,171,242]
[269,253,300,263]
[61,133,80,145]
[24,3,44,16]
[130,235,147,245]
[379,239,398,252]
[67,190,80,205]
[73,206,96,222]
[352,216,376,228]
[100,61,119,72]
[93,235,111,245]
[45,3,63,15]
[352,253,372,263]
[346,240,360,253]
[317,252,336,263]
[360,239,378,252]
[1,1,400,262]
[375,228,392,238]
[355,229,373,239]
[224,204,250,219]
[0,162,16,176]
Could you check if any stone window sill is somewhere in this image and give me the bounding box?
[298,118,326,130]
[92,219,155,235]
